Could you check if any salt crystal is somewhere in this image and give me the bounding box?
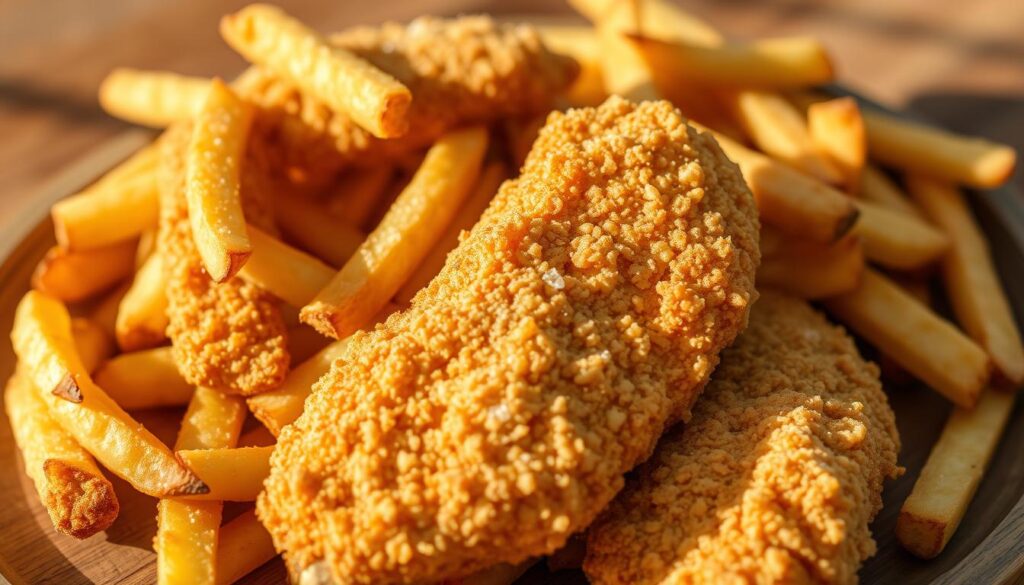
[542,268,565,290]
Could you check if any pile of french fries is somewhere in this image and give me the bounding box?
[5,0,1021,582]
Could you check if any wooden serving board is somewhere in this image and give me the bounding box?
[1,94,1023,585]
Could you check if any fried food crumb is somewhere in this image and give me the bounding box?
[259,97,760,583]
[584,292,902,585]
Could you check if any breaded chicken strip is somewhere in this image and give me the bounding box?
[240,15,578,184]
[258,97,760,584]
[157,125,289,395]
[585,292,901,585]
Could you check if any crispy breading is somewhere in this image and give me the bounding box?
[258,98,760,583]
[584,292,902,585]
[157,125,289,395]
[240,15,579,184]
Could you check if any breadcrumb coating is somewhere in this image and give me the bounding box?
[584,292,902,585]
[157,125,289,395]
[241,15,578,184]
[258,97,760,583]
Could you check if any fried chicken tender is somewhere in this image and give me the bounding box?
[258,97,760,583]
[157,125,289,395]
[584,292,902,585]
[240,15,578,184]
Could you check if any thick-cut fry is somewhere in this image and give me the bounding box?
[596,24,661,101]
[157,386,246,585]
[907,175,1024,385]
[32,241,137,302]
[174,446,272,502]
[536,26,607,107]
[71,317,114,374]
[396,161,508,304]
[274,195,365,268]
[116,251,170,351]
[568,0,722,46]
[52,146,160,251]
[729,90,843,184]
[808,96,866,191]
[12,291,205,496]
[301,126,488,339]
[215,508,278,585]
[185,79,254,283]
[93,347,194,411]
[630,34,834,89]
[862,109,1016,189]
[286,324,331,365]
[99,68,210,127]
[237,225,335,308]
[859,164,921,216]
[89,282,130,341]
[325,165,395,228]
[758,230,863,299]
[221,4,411,138]
[853,198,950,270]
[4,369,119,539]
[824,269,991,407]
[897,390,1014,558]
[136,228,158,269]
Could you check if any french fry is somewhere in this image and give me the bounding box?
[157,386,246,585]
[728,90,844,185]
[897,389,1014,558]
[174,446,272,502]
[859,164,922,216]
[758,230,863,299]
[274,194,365,268]
[89,282,130,341]
[71,317,115,374]
[93,347,194,411]
[237,225,335,308]
[216,508,278,585]
[220,4,411,138]
[99,68,210,127]
[136,228,158,269]
[115,251,169,351]
[32,241,137,302]
[567,0,723,47]
[286,324,331,365]
[594,23,661,101]
[630,34,834,89]
[12,291,205,496]
[536,26,607,107]
[237,425,276,448]
[824,269,991,407]
[301,126,487,339]
[185,78,254,283]
[325,165,394,228]
[51,146,160,251]
[248,303,398,435]
[862,109,1016,189]
[906,175,1024,385]
[4,369,119,538]
[808,97,866,191]
[852,199,950,270]
[395,161,509,304]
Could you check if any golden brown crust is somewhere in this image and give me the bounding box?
[42,460,120,539]
[584,292,902,585]
[258,98,759,583]
[157,125,289,395]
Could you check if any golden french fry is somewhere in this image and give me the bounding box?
[536,26,607,107]
[89,282,130,341]
[220,4,411,138]
[238,225,335,308]
[758,230,863,300]
[185,78,254,283]
[301,126,488,339]
[897,389,1014,558]
[824,269,991,407]
[115,251,169,352]
[52,146,160,251]
[157,386,246,585]
[174,446,272,502]
[728,90,843,185]
[325,165,395,228]
[808,97,866,192]
[286,324,331,365]
[32,241,137,302]
[93,347,194,411]
[907,175,1024,385]
[595,24,661,101]
[859,164,922,216]
[852,199,950,270]
[216,508,278,585]
[99,68,210,127]
[568,0,723,46]
[71,317,114,374]
[4,369,119,538]
[395,161,508,304]
[136,228,158,269]
[274,195,365,268]
[12,291,205,497]
[862,109,1016,189]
